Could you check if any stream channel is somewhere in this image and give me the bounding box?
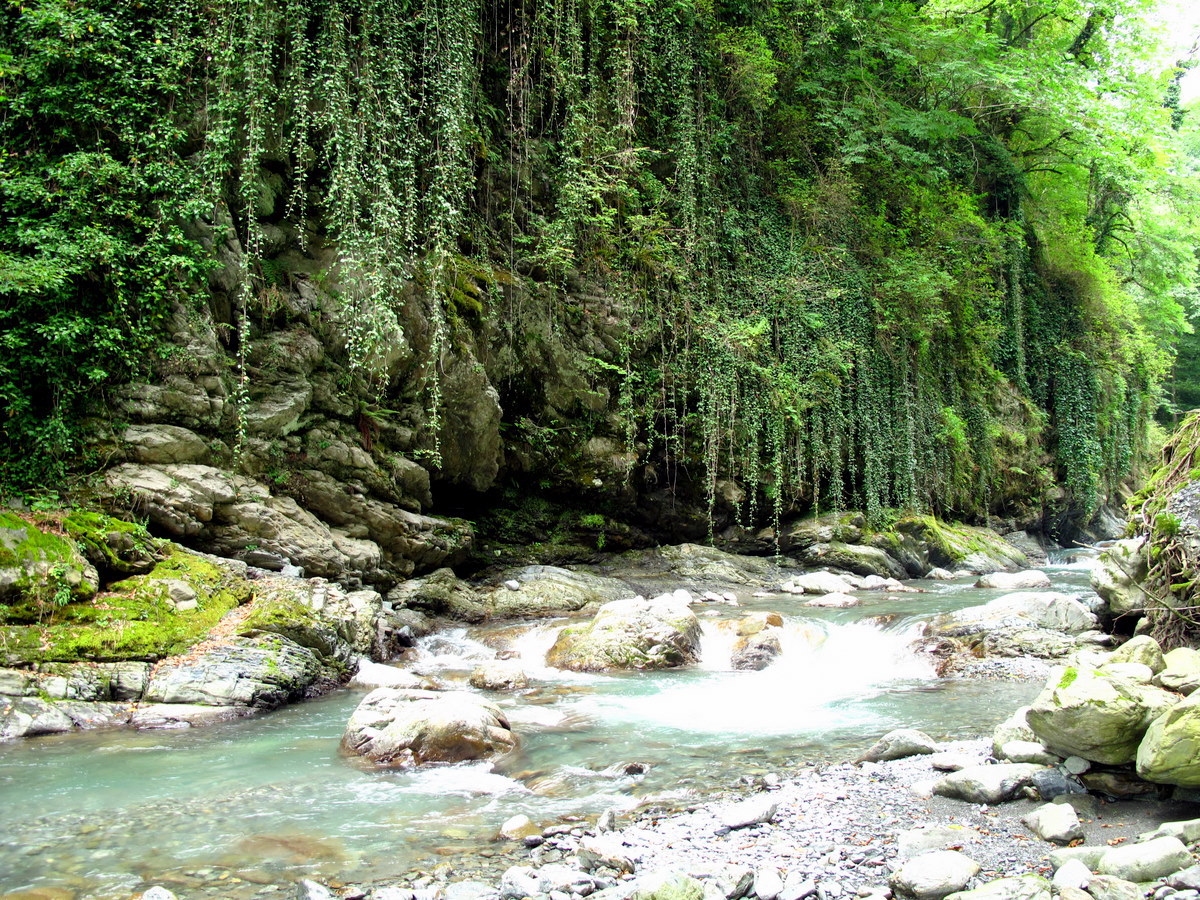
[0,551,1097,898]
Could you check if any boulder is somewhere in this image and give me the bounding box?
[486,566,634,619]
[239,577,384,664]
[1090,539,1148,618]
[469,661,530,691]
[1096,836,1193,883]
[144,635,331,708]
[975,571,1051,590]
[932,593,1096,639]
[931,764,1047,804]
[787,571,856,595]
[1156,647,1200,695]
[889,517,1026,574]
[1050,860,1091,892]
[797,542,908,580]
[123,423,210,464]
[546,595,702,672]
[577,834,638,872]
[896,825,981,859]
[1108,635,1165,674]
[805,592,859,609]
[979,628,1077,659]
[945,875,1050,900]
[1026,667,1179,764]
[1085,876,1142,900]
[859,729,939,763]
[638,543,780,586]
[731,628,782,671]
[992,707,1037,758]
[998,741,1060,766]
[341,688,516,766]
[62,510,164,577]
[736,612,784,635]
[1022,802,1083,845]
[719,795,778,830]
[1137,692,1200,786]
[350,661,427,690]
[889,850,981,900]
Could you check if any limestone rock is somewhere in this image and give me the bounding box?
[889,850,981,900]
[1090,539,1148,618]
[341,688,516,766]
[239,576,384,663]
[143,635,330,708]
[1022,802,1083,845]
[546,595,702,672]
[931,763,1047,804]
[974,571,1051,590]
[486,566,634,619]
[350,661,427,691]
[1096,837,1192,883]
[1085,876,1142,900]
[859,729,939,763]
[805,592,859,609]
[389,568,488,622]
[1136,692,1200,786]
[797,542,908,580]
[1026,666,1178,764]
[998,740,1060,766]
[788,571,856,595]
[932,592,1096,639]
[1108,635,1165,674]
[123,423,210,464]
[719,795,778,830]
[992,707,1037,758]
[979,628,1077,659]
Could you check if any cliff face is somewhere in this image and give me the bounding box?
[2,0,1183,570]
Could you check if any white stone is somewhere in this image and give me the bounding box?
[975,570,1052,590]
[890,850,981,900]
[1097,836,1192,883]
[1022,802,1084,845]
[754,868,784,900]
[1051,859,1092,892]
[719,795,778,830]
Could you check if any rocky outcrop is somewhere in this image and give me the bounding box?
[0,511,99,607]
[341,687,517,766]
[546,595,702,672]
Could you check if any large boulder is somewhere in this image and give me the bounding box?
[1026,667,1179,764]
[389,568,489,622]
[932,763,1047,804]
[1108,635,1165,674]
[1137,692,1200,786]
[890,850,981,900]
[1091,539,1148,618]
[890,517,1027,575]
[796,542,908,580]
[546,595,702,672]
[485,566,633,618]
[0,512,99,607]
[730,628,782,671]
[932,593,1097,639]
[342,688,516,766]
[975,571,1052,591]
[1156,647,1200,695]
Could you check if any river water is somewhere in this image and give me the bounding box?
[0,551,1097,898]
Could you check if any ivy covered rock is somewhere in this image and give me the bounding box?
[341,688,517,766]
[0,511,99,609]
[1026,666,1179,764]
[546,595,702,672]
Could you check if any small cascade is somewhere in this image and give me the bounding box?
[411,628,496,672]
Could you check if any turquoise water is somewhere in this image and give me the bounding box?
[0,555,1095,898]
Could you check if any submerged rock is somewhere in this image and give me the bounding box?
[342,688,517,766]
[546,595,702,672]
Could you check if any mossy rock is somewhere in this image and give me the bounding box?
[238,588,349,664]
[0,544,251,666]
[0,511,99,611]
[62,510,165,577]
[891,515,1026,574]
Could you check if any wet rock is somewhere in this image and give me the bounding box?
[342,688,516,766]
[1109,635,1165,674]
[974,571,1051,591]
[469,662,530,691]
[350,661,427,690]
[1138,692,1200,786]
[931,763,1047,804]
[547,595,702,672]
[944,875,1050,900]
[1026,666,1179,764]
[486,566,634,619]
[1097,837,1192,883]
[499,815,540,841]
[731,629,782,671]
[390,569,488,623]
[889,850,980,900]
[805,592,859,609]
[1021,803,1083,845]
[1090,539,1148,618]
[787,572,856,595]
[858,729,938,763]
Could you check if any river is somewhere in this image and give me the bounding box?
[0,551,1096,898]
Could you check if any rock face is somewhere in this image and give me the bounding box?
[341,688,517,766]
[547,596,703,672]
[1026,667,1178,764]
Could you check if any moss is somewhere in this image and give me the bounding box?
[1059,667,1078,689]
[0,544,251,665]
[0,511,96,606]
[62,510,165,575]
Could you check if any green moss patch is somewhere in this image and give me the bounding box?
[0,544,252,665]
[62,510,165,576]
